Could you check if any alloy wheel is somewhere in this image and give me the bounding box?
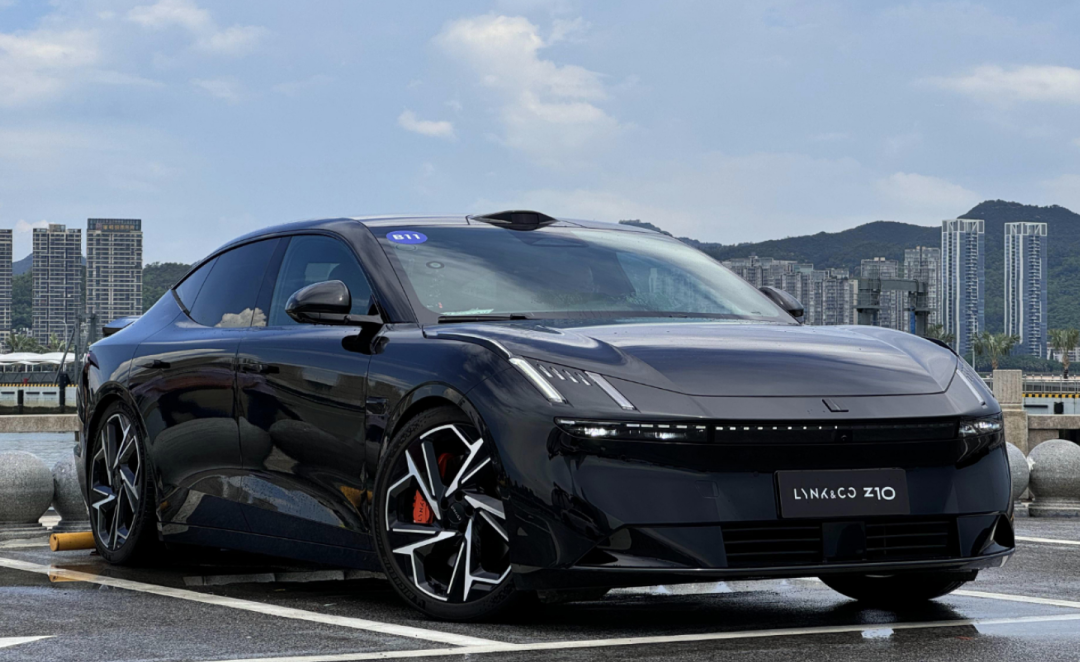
[90,412,143,551]
[384,423,510,603]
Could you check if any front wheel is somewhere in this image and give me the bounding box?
[820,571,972,606]
[373,406,523,621]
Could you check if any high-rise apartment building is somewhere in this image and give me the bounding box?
[941,219,985,358]
[904,246,941,327]
[86,219,143,325]
[810,268,858,326]
[860,257,904,331]
[723,257,857,326]
[32,224,83,344]
[1004,222,1048,357]
[0,229,11,350]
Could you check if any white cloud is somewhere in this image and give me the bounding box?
[195,25,268,56]
[549,17,589,43]
[874,172,980,213]
[0,29,99,106]
[127,0,211,31]
[436,14,622,163]
[926,65,1080,105]
[128,0,266,57]
[397,110,456,139]
[191,77,240,103]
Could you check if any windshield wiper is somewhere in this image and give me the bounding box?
[437,313,534,324]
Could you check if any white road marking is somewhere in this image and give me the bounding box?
[955,589,1080,610]
[0,636,51,650]
[0,557,496,648]
[1018,535,1080,547]
[193,613,1080,662]
[0,540,49,550]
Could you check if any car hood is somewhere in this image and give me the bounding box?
[430,321,958,397]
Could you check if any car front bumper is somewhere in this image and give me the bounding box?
[468,368,1015,592]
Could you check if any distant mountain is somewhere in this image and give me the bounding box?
[12,253,87,276]
[12,254,32,276]
[622,200,1080,333]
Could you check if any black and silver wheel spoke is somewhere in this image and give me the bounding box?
[90,413,143,551]
[385,422,510,603]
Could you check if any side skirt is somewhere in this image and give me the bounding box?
[161,524,382,571]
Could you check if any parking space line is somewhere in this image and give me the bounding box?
[0,637,51,651]
[0,556,497,647]
[954,589,1080,610]
[195,613,1080,662]
[1017,535,1080,547]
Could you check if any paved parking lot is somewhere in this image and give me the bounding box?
[1,518,1079,662]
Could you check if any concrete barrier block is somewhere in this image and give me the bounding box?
[51,457,90,533]
[0,451,54,540]
[1007,442,1031,515]
[1029,439,1080,518]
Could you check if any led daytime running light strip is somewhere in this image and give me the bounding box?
[509,358,566,404]
[585,372,636,411]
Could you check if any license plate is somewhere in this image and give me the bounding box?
[776,469,910,518]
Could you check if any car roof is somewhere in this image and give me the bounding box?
[215,213,660,254]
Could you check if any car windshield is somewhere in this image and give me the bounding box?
[376,224,791,324]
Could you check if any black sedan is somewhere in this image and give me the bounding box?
[76,211,1013,621]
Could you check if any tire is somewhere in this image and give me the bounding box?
[820,572,971,606]
[87,401,160,564]
[373,406,524,621]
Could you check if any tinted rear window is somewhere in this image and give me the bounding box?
[187,240,279,328]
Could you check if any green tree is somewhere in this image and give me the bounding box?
[973,332,1021,371]
[1049,328,1080,379]
[142,262,192,312]
[8,332,41,353]
[924,323,955,347]
[11,272,31,330]
[45,333,66,352]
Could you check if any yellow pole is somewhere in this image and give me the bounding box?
[49,532,95,552]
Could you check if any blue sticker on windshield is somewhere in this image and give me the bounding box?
[387,231,427,245]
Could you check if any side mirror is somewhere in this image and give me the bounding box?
[286,280,383,327]
[760,286,804,320]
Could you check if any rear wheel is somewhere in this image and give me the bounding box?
[88,402,159,564]
[373,406,521,621]
[820,572,972,605]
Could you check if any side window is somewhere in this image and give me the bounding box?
[268,235,374,326]
[188,240,280,328]
[174,257,215,311]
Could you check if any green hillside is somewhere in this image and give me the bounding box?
[623,200,1080,333]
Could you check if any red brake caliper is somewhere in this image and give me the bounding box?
[412,452,455,525]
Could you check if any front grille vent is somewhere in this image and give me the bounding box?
[722,521,823,568]
[721,518,958,568]
[866,519,954,560]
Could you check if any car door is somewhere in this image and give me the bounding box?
[235,234,376,548]
[129,238,281,534]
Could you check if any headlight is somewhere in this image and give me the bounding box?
[556,419,708,442]
[957,414,1004,465]
[959,415,1003,437]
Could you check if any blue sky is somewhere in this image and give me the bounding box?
[1,1,1079,264]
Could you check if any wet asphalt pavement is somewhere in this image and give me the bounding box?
[0,518,1079,662]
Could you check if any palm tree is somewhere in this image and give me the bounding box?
[46,333,66,352]
[972,332,1020,371]
[7,332,42,353]
[924,324,955,347]
[1050,328,1080,379]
